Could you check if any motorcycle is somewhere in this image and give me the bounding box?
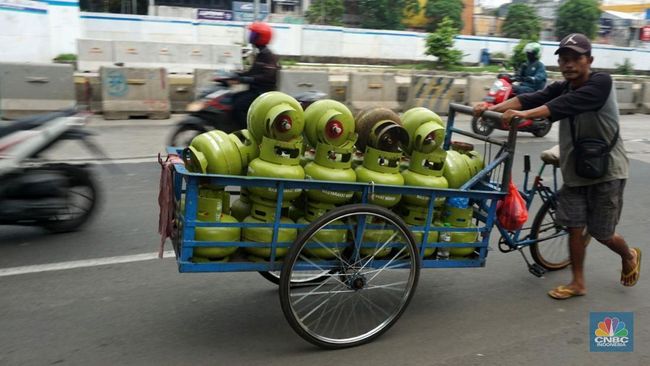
[0,110,101,233]
[471,74,552,138]
[168,71,327,147]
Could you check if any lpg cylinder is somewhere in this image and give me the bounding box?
[242,197,297,258]
[355,146,404,207]
[247,136,305,201]
[304,144,357,204]
[359,216,394,259]
[297,202,347,259]
[230,188,251,222]
[303,99,357,204]
[247,91,305,143]
[184,129,259,175]
[398,204,438,257]
[192,195,240,259]
[401,107,445,154]
[451,141,484,178]
[354,109,409,208]
[443,149,472,189]
[445,197,478,257]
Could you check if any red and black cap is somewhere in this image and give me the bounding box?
[555,33,591,55]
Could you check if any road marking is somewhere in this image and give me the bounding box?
[0,251,177,277]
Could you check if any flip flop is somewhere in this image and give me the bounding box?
[621,247,642,287]
[547,285,586,300]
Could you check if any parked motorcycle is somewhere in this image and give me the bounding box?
[471,74,552,138]
[168,71,327,147]
[0,110,101,233]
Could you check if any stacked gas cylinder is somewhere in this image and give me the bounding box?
[180,91,485,262]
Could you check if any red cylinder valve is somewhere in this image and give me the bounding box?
[274,114,293,133]
[326,120,344,140]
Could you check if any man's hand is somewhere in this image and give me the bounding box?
[473,102,488,117]
[502,109,527,128]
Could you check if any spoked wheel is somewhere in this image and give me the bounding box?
[42,165,98,233]
[471,116,494,136]
[169,118,207,147]
[529,199,589,270]
[280,204,420,349]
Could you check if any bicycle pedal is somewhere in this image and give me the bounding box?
[528,264,546,278]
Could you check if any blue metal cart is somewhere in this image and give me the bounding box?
[163,103,520,349]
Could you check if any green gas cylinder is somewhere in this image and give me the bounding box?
[297,202,347,258]
[304,141,357,204]
[192,195,240,259]
[445,197,478,257]
[185,129,259,176]
[401,107,445,155]
[401,150,448,207]
[443,149,472,189]
[398,204,438,257]
[359,225,394,259]
[230,188,251,222]
[448,227,479,257]
[452,141,484,178]
[247,91,305,143]
[247,136,305,201]
[242,198,297,258]
[355,147,404,208]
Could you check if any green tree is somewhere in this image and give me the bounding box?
[555,0,601,40]
[425,17,464,69]
[509,38,539,71]
[305,0,345,26]
[357,0,419,30]
[502,3,542,40]
[424,0,464,32]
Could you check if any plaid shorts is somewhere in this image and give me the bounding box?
[555,179,626,241]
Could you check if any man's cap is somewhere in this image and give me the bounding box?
[555,33,591,55]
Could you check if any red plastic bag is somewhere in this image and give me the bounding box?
[496,180,528,231]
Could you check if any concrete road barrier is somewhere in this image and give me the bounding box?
[641,82,650,114]
[168,75,194,113]
[77,39,115,73]
[278,70,330,97]
[407,75,465,115]
[74,74,102,112]
[0,63,75,119]
[100,67,171,120]
[615,81,637,115]
[347,72,399,113]
[465,75,495,106]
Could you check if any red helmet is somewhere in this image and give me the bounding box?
[248,22,272,46]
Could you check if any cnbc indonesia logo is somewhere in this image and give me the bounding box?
[591,313,633,352]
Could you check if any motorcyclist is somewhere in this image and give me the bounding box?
[230,22,280,129]
[513,42,547,95]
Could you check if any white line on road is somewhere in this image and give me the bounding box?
[0,251,177,278]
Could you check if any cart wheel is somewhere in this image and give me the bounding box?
[529,199,589,270]
[279,204,420,349]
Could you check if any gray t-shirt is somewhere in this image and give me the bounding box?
[518,72,628,187]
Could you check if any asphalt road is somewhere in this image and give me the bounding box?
[1,114,649,365]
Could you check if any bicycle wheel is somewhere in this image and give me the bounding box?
[529,199,571,270]
[279,204,420,349]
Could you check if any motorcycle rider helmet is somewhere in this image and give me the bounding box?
[248,22,273,46]
[523,42,542,61]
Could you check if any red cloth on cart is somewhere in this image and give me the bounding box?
[158,152,183,258]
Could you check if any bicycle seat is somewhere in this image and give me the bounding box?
[540,145,560,167]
